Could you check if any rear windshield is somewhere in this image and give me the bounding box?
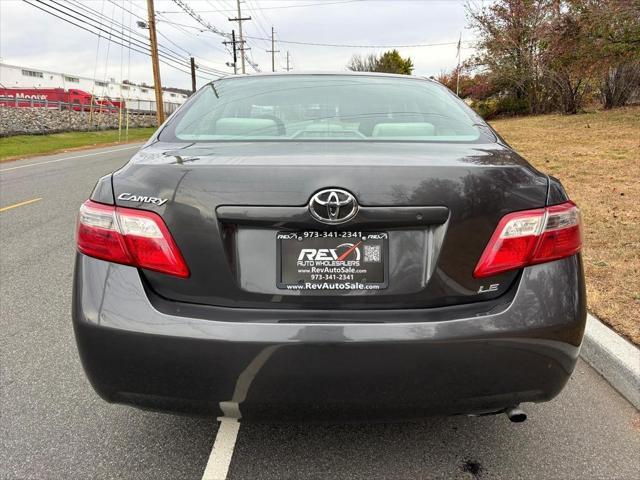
[160,75,492,143]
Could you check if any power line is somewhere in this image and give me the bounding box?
[169,0,228,37]
[170,0,259,72]
[246,0,281,69]
[244,38,469,48]
[99,0,116,97]
[59,0,196,68]
[89,0,107,99]
[155,19,471,50]
[198,0,242,63]
[203,0,234,22]
[240,0,278,73]
[22,0,224,80]
[244,0,274,50]
[173,0,260,72]
[119,0,218,51]
[158,0,368,13]
[155,10,230,58]
[76,0,229,76]
[66,0,201,65]
[91,0,232,71]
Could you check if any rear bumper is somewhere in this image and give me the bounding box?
[72,254,586,420]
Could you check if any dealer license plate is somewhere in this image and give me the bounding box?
[276,231,388,291]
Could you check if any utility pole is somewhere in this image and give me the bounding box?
[232,30,238,74]
[286,51,291,71]
[229,0,250,74]
[190,57,197,93]
[222,30,238,74]
[146,0,164,124]
[266,26,280,73]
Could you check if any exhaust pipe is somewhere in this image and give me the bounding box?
[505,405,527,423]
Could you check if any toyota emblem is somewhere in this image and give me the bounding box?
[309,188,358,224]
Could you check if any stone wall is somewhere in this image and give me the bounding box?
[0,107,157,137]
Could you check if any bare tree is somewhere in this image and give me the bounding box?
[601,62,640,109]
[347,54,380,72]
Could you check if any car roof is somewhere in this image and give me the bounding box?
[211,71,437,83]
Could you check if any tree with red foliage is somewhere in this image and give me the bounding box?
[465,0,640,115]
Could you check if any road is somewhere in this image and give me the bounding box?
[1,145,638,480]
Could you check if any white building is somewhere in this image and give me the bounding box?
[0,62,189,111]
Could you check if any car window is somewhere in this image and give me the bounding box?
[161,75,492,143]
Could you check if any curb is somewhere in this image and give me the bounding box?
[580,313,640,409]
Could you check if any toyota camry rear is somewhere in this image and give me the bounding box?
[72,73,586,421]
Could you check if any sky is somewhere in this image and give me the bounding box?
[0,0,481,90]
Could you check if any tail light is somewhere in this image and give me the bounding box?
[473,201,581,278]
[76,200,189,278]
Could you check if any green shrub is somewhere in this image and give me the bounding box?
[472,97,529,119]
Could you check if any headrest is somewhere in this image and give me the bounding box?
[371,122,436,138]
[215,118,280,136]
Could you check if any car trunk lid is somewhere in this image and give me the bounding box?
[111,141,548,311]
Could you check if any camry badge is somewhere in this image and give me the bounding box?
[309,188,358,224]
[117,192,168,206]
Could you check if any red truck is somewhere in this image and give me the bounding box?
[0,88,123,111]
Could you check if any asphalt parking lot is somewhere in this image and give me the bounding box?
[1,145,639,480]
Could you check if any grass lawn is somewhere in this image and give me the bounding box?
[491,106,640,344]
[0,127,156,162]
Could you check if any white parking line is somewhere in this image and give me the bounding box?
[202,418,241,480]
[0,144,142,173]
[201,346,280,480]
